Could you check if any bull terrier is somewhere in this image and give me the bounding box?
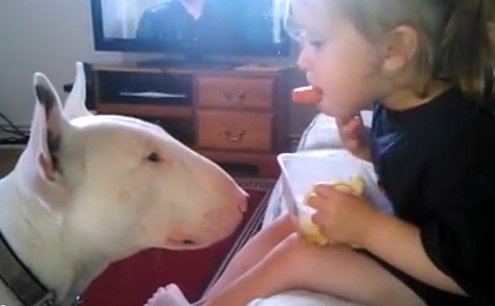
[0,63,247,306]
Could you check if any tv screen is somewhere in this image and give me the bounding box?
[91,0,290,59]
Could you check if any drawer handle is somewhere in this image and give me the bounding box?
[221,130,246,142]
[223,92,247,104]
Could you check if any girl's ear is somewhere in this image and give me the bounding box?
[381,25,419,74]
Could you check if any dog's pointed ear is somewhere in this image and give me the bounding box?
[30,73,71,181]
[64,62,92,120]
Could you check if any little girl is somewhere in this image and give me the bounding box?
[146,0,495,305]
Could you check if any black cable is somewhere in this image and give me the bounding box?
[0,112,29,144]
[0,112,27,136]
[0,125,25,137]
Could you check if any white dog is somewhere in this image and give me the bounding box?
[0,63,247,306]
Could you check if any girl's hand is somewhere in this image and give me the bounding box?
[336,115,371,161]
[306,183,380,246]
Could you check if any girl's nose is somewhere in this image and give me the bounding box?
[297,44,312,71]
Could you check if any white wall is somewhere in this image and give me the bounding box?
[0,0,316,134]
[0,0,122,127]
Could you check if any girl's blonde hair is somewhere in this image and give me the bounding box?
[281,0,495,102]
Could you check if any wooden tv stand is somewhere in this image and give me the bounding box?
[90,63,292,177]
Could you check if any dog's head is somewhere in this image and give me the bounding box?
[17,63,247,259]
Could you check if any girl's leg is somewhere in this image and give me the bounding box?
[148,233,427,306]
[204,213,294,297]
[145,214,295,306]
[201,234,427,306]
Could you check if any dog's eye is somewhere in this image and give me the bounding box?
[146,152,160,163]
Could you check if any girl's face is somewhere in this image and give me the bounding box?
[293,0,386,117]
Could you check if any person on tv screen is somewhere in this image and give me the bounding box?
[136,0,238,52]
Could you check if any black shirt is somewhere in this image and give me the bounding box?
[136,0,237,52]
[371,88,495,305]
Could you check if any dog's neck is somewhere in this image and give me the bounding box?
[0,151,129,305]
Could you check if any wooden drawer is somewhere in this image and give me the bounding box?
[196,76,274,110]
[197,111,272,151]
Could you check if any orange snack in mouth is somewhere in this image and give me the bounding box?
[292,86,323,104]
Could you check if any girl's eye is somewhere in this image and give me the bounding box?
[301,33,326,50]
[308,40,326,49]
[146,152,160,163]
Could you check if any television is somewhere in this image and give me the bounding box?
[90,0,291,64]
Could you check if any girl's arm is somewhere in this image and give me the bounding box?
[309,186,465,295]
[361,213,465,295]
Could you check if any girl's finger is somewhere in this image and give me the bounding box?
[313,183,340,198]
[305,192,329,210]
[336,114,362,126]
[311,210,329,228]
[335,116,354,127]
[342,117,363,134]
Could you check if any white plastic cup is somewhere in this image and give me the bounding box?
[277,151,393,230]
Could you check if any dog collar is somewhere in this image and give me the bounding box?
[0,230,81,306]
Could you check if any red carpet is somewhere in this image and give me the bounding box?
[80,178,274,306]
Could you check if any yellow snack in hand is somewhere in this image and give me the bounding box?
[298,212,328,245]
[330,176,364,196]
[299,176,364,246]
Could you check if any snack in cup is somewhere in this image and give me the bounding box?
[299,176,364,246]
[292,86,323,104]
